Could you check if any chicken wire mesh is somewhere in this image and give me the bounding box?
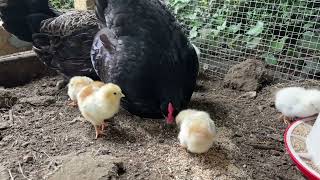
[167,0,320,81]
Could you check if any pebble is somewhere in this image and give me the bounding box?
[0,121,10,130]
[56,80,67,89]
[98,149,111,155]
[0,165,10,180]
[23,155,34,163]
[21,142,30,148]
[2,135,13,142]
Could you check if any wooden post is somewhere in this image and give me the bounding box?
[74,0,95,10]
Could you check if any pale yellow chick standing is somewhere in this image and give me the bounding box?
[176,109,216,154]
[67,76,94,107]
[77,82,124,139]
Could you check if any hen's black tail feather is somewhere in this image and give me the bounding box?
[0,0,59,42]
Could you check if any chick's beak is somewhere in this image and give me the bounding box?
[120,93,125,98]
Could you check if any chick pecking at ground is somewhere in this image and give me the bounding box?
[77,82,125,139]
[67,76,94,107]
[176,109,216,154]
[275,87,319,125]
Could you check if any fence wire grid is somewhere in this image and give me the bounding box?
[167,0,320,81]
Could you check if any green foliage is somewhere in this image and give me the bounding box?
[168,0,320,70]
[50,0,74,9]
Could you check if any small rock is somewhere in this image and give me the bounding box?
[19,96,56,106]
[0,121,10,130]
[98,149,111,155]
[56,80,67,89]
[238,91,257,99]
[21,142,30,148]
[0,89,18,108]
[0,165,10,180]
[48,152,123,180]
[257,106,264,112]
[243,164,247,168]
[2,135,12,142]
[23,155,33,163]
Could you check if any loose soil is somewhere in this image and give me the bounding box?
[1,73,318,180]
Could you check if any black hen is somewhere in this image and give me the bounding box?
[0,0,99,81]
[92,0,199,123]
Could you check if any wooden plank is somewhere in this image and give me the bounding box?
[0,50,53,87]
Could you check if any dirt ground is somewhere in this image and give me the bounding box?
[1,72,318,180]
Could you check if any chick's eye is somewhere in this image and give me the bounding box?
[113,92,117,95]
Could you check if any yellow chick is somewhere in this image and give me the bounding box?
[176,109,216,154]
[77,82,125,139]
[67,76,94,107]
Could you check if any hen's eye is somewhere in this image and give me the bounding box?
[113,92,117,95]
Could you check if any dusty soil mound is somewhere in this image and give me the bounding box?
[0,74,310,180]
[224,59,272,91]
[48,152,125,180]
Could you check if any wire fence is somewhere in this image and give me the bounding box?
[167,0,320,81]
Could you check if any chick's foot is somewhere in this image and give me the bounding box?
[94,125,106,139]
[101,122,108,131]
[278,114,292,125]
[180,143,187,148]
[67,100,78,107]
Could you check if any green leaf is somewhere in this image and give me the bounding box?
[298,31,320,50]
[302,60,320,74]
[246,37,262,49]
[246,21,264,36]
[189,27,199,39]
[228,23,242,33]
[199,28,214,38]
[227,34,242,48]
[262,53,278,65]
[185,13,198,20]
[303,23,314,30]
[271,36,288,53]
[173,3,188,14]
[217,20,227,31]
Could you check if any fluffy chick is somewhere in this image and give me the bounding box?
[176,109,216,154]
[275,87,318,124]
[67,76,94,107]
[303,88,320,114]
[77,82,124,139]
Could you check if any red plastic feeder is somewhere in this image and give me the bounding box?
[284,116,320,180]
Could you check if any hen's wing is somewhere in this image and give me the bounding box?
[33,10,100,79]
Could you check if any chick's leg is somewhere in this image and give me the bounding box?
[67,100,78,107]
[283,116,292,125]
[94,125,106,139]
[101,122,108,131]
[180,143,187,148]
[278,114,292,125]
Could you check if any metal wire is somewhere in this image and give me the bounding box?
[168,0,320,81]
